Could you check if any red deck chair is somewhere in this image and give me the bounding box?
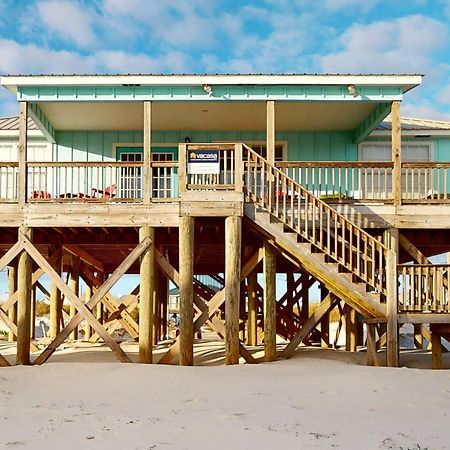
[33,190,52,199]
[91,183,117,198]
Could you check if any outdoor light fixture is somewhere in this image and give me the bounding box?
[347,84,358,97]
[184,136,191,143]
[203,84,213,96]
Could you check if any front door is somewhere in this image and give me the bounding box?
[116,146,178,199]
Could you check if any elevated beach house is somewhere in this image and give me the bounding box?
[1,73,449,368]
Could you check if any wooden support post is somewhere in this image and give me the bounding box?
[345,305,357,352]
[300,284,309,325]
[264,242,277,362]
[143,100,152,204]
[30,280,36,339]
[179,217,194,366]
[160,271,168,340]
[391,101,402,208]
[84,285,92,341]
[385,228,399,367]
[431,326,442,370]
[414,324,423,349]
[225,216,242,365]
[366,323,379,367]
[69,255,80,340]
[7,263,17,342]
[18,102,28,206]
[139,226,155,363]
[266,100,275,165]
[247,269,258,346]
[320,284,330,348]
[16,226,33,365]
[152,266,161,345]
[49,245,62,339]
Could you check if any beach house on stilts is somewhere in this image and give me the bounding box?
[1,73,450,368]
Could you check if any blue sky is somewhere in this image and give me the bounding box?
[0,0,449,119]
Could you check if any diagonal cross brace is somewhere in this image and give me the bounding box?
[28,236,151,364]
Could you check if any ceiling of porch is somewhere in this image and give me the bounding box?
[38,101,378,132]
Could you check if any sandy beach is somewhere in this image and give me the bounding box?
[1,338,449,450]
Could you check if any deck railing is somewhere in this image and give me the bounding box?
[243,145,391,295]
[277,161,394,201]
[398,264,450,312]
[26,161,178,202]
[278,161,450,203]
[0,162,18,201]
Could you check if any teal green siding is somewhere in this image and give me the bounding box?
[54,130,358,162]
[435,138,450,161]
[18,85,403,102]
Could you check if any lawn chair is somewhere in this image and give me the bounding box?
[91,183,117,198]
[32,190,52,199]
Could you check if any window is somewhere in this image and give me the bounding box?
[250,144,285,161]
[152,152,174,198]
[120,152,142,198]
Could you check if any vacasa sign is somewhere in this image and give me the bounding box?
[187,150,220,174]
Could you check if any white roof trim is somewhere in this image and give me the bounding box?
[371,129,450,137]
[0,74,422,91]
[0,130,44,138]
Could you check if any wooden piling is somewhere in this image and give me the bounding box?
[345,305,357,352]
[320,284,330,348]
[139,226,155,364]
[264,242,277,362]
[69,255,80,340]
[179,216,194,366]
[84,285,92,340]
[16,226,33,365]
[225,216,241,365]
[247,268,258,346]
[49,245,62,339]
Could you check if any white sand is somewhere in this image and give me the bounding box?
[1,339,450,450]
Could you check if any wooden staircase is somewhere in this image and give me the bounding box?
[242,145,392,320]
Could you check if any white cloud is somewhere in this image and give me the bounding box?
[0,88,18,117]
[402,100,450,120]
[322,0,380,11]
[35,0,97,48]
[0,38,191,75]
[319,15,449,75]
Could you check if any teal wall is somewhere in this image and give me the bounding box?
[54,130,358,161]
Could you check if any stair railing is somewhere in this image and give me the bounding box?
[242,144,391,296]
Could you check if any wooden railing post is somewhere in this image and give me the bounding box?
[143,101,152,204]
[234,143,243,193]
[18,102,28,206]
[391,101,402,207]
[178,143,187,194]
[384,227,399,367]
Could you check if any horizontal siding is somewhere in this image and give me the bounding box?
[54,130,358,162]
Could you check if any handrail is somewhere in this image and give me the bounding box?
[243,144,390,295]
[277,161,394,168]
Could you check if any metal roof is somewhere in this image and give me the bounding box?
[378,116,450,131]
[0,116,38,131]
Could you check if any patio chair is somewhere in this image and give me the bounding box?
[91,183,117,198]
[32,190,52,199]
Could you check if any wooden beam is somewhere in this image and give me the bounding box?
[391,101,402,207]
[143,101,152,204]
[280,294,338,359]
[18,102,28,206]
[64,245,105,273]
[263,242,277,362]
[247,268,258,346]
[385,228,399,367]
[366,323,380,367]
[7,263,17,342]
[345,305,357,352]
[179,216,194,366]
[139,226,155,363]
[431,325,442,370]
[49,245,62,339]
[69,255,80,340]
[225,216,241,365]
[320,285,330,348]
[84,285,92,341]
[266,101,275,165]
[353,102,391,144]
[16,226,33,365]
